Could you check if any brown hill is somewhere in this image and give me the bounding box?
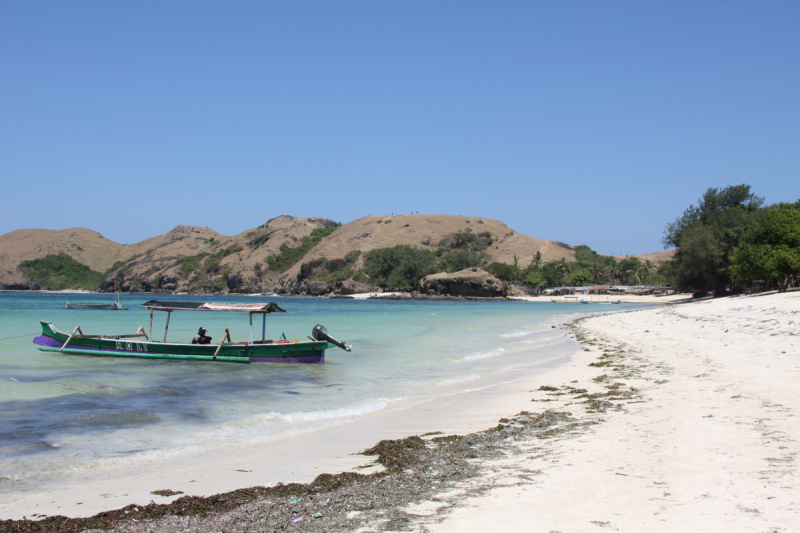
[0,214,668,294]
[614,250,675,264]
[277,214,576,289]
[0,228,124,289]
[102,216,336,293]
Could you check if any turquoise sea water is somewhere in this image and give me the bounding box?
[0,292,639,490]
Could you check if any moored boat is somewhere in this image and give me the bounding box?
[34,300,351,363]
[65,293,127,310]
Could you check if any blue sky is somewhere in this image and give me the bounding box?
[1,1,798,255]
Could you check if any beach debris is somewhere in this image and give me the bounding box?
[291,498,302,504]
[293,516,304,522]
[150,489,184,497]
[312,512,323,518]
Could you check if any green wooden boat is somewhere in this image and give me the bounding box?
[33,300,351,364]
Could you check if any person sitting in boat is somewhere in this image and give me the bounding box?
[192,327,212,344]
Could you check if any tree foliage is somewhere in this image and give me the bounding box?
[661,185,764,294]
[266,225,340,272]
[18,253,103,290]
[484,262,522,282]
[363,245,438,290]
[731,201,800,289]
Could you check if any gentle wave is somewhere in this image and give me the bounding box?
[263,397,405,423]
[437,373,481,386]
[461,347,505,361]
[501,331,532,338]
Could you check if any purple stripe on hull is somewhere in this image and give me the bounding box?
[250,355,324,363]
[33,335,63,348]
[34,335,117,352]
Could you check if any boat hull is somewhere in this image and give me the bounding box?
[65,303,126,310]
[34,323,330,363]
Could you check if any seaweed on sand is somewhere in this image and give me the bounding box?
[0,411,580,533]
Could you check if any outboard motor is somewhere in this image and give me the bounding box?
[312,324,352,352]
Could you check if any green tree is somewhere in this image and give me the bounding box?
[485,262,522,282]
[590,262,605,284]
[363,245,438,290]
[18,253,103,290]
[641,260,656,283]
[565,269,592,287]
[524,261,562,289]
[530,251,543,270]
[607,263,621,283]
[731,201,800,291]
[662,184,764,295]
[556,258,571,285]
[441,248,483,272]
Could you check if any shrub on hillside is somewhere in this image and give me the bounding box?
[18,253,103,290]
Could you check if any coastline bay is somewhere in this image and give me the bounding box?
[0,292,635,519]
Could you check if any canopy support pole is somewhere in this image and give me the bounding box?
[262,313,266,343]
[163,310,171,343]
[249,313,253,343]
[149,310,153,342]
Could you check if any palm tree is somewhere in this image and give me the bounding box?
[531,251,543,270]
[590,262,604,284]
[627,266,643,285]
[641,260,656,283]
[557,258,572,285]
[607,263,621,283]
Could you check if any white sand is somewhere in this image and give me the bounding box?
[422,291,800,532]
[510,292,693,304]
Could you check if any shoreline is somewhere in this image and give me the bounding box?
[0,314,588,522]
[0,288,695,306]
[3,291,797,531]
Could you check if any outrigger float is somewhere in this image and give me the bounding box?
[33,300,352,364]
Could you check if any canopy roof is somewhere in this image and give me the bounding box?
[141,300,286,313]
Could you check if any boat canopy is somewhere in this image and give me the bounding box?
[141,300,286,314]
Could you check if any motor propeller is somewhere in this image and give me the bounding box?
[311,324,352,352]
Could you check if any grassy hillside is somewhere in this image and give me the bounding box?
[18,253,104,290]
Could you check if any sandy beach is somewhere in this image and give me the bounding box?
[2,292,798,532]
[424,290,800,532]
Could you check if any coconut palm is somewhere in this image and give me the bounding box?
[590,262,604,284]
[531,251,543,270]
[607,263,621,283]
[627,266,643,285]
[557,258,572,285]
[641,260,656,283]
